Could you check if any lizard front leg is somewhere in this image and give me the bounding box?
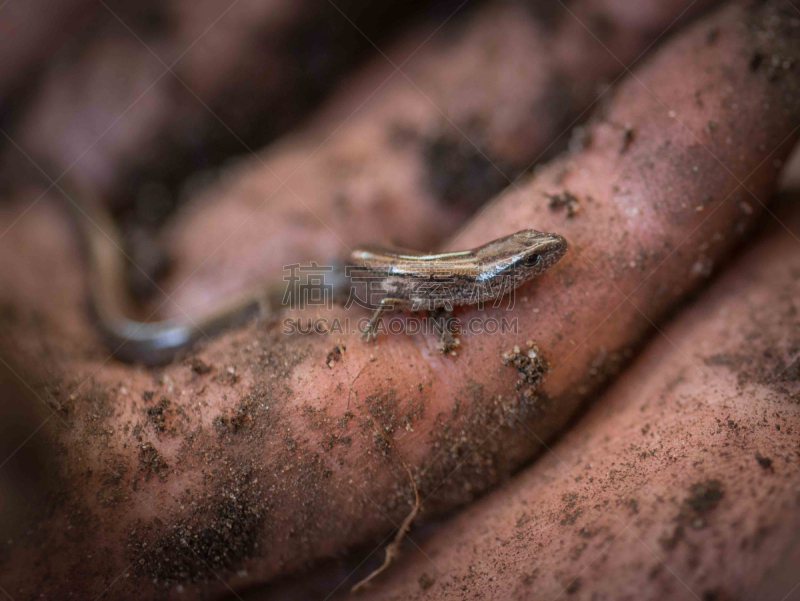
[360,297,410,342]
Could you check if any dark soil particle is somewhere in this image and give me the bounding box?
[659,524,686,551]
[213,398,256,436]
[560,492,583,526]
[661,479,726,549]
[545,191,580,217]
[138,443,168,480]
[418,572,436,590]
[145,396,171,433]
[754,452,773,469]
[501,341,549,417]
[703,589,725,601]
[746,0,800,84]
[684,479,724,516]
[325,345,345,369]
[98,457,129,507]
[187,358,212,375]
[565,577,581,595]
[364,388,424,437]
[620,124,634,153]
[748,50,764,72]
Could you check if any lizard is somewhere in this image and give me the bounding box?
[61,174,567,365]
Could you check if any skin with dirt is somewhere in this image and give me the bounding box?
[145,0,720,319]
[339,197,800,601]
[0,0,798,599]
[3,0,445,237]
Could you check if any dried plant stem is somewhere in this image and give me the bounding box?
[351,420,420,593]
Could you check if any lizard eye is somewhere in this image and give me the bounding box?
[522,254,542,267]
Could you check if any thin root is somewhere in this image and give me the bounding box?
[351,420,420,593]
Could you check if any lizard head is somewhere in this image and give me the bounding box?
[508,229,568,275]
[474,229,567,282]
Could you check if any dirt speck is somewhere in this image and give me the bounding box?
[418,572,435,590]
[659,524,685,551]
[749,50,764,72]
[560,492,583,526]
[620,123,634,153]
[138,443,168,480]
[684,479,724,515]
[545,191,580,217]
[683,479,724,530]
[754,452,773,470]
[145,397,171,433]
[187,358,212,375]
[660,479,725,547]
[501,341,548,416]
[565,576,581,595]
[325,345,345,369]
[213,404,253,435]
[703,588,723,601]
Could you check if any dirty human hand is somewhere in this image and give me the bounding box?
[0,1,799,599]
